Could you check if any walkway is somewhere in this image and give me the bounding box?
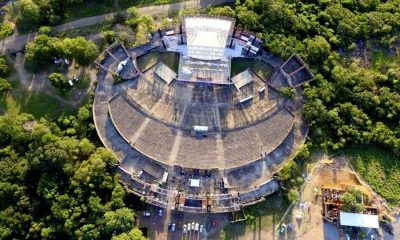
[0,0,234,55]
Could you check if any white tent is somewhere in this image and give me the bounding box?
[340,212,379,228]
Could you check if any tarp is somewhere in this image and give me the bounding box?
[340,212,379,228]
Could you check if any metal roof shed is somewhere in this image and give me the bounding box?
[339,212,379,228]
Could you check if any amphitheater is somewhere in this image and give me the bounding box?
[93,16,314,213]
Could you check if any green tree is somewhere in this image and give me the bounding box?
[16,0,40,32]
[304,36,331,64]
[208,6,235,18]
[70,37,99,66]
[340,187,367,213]
[24,35,56,72]
[112,228,146,240]
[104,208,135,235]
[288,188,299,203]
[0,56,10,77]
[126,7,140,31]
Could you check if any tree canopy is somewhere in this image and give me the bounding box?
[0,113,144,239]
[25,35,99,72]
[230,0,400,155]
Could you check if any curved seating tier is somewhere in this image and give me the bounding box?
[108,94,295,169]
[123,72,280,131]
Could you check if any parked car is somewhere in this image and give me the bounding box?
[143,211,151,217]
[168,223,172,231]
[195,223,199,231]
[370,235,376,240]
[279,223,286,235]
[172,223,176,232]
[187,223,191,231]
[158,209,163,217]
[183,224,187,234]
[191,222,195,230]
[199,224,204,233]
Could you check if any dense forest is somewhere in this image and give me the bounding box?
[0,112,146,239]
[231,0,400,155]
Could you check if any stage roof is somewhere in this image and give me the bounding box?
[184,16,234,60]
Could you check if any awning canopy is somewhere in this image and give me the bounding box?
[161,171,168,183]
[340,212,379,228]
[189,179,201,187]
[193,126,208,132]
[232,69,253,90]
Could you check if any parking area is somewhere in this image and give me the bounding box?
[137,205,231,239]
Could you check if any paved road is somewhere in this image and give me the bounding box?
[0,0,234,55]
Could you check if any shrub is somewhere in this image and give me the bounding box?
[38,26,52,35]
[288,188,299,203]
[0,56,10,77]
[278,87,296,99]
[48,73,69,89]
[0,78,11,92]
[0,23,14,39]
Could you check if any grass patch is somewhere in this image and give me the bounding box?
[0,73,75,119]
[160,52,180,72]
[136,51,180,72]
[137,51,159,72]
[370,49,400,71]
[63,0,184,23]
[64,0,118,22]
[346,145,400,208]
[231,57,274,81]
[223,192,290,239]
[119,0,183,9]
[56,23,112,39]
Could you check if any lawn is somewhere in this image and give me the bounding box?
[223,192,290,239]
[0,73,75,119]
[119,0,184,9]
[136,51,180,72]
[346,145,400,208]
[231,57,274,81]
[64,1,119,22]
[160,52,180,72]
